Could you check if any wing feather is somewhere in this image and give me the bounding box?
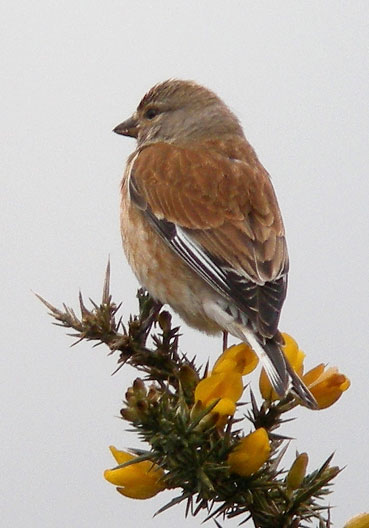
[128,140,289,338]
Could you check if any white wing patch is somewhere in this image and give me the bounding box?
[175,227,231,291]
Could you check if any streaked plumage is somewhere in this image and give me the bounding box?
[114,79,316,409]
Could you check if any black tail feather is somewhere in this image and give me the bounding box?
[285,361,318,409]
[263,339,289,396]
[261,337,318,410]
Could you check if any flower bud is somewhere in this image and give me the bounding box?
[147,384,161,403]
[190,399,205,421]
[158,311,172,331]
[133,378,146,398]
[178,364,199,390]
[120,407,139,422]
[194,411,219,432]
[287,453,308,490]
[125,387,135,402]
[135,399,149,413]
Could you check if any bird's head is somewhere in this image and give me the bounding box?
[113,79,244,146]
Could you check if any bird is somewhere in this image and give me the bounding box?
[113,79,316,409]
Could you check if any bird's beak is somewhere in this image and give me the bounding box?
[113,114,139,138]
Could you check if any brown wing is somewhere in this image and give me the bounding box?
[129,140,289,337]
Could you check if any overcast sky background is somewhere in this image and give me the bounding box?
[1,2,369,527]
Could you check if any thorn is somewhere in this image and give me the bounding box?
[111,362,126,375]
[33,292,60,314]
[102,258,111,304]
[79,291,89,316]
[70,338,84,347]
[89,297,99,309]
[250,389,258,415]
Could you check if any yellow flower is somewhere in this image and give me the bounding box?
[212,343,259,376]
[193,343,256,426]
[286,452,308,490]
[195,371,243,408]
[344,513,369,528]
[104,446,165,499]
[259,333,305,400]
[227,428,271,477]
[194,371,243,426]
[303,364,350,409]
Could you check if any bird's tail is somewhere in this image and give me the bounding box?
[284,359,318,409]
[202,300,317,409]
[236,326,317,410]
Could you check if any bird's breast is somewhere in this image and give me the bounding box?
[120,178,221,335]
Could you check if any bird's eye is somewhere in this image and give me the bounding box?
[144,107,160,120]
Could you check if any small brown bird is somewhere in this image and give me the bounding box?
[114,79,316,409]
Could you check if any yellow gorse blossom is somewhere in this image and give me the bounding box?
[259,333,350,408]
[227,428,271,477]
[193,342,258,425]
[194,370,243,423]
[212,343,259,375]
[344,513,369,528]
[303,364,350,409]
[104,446,165,499]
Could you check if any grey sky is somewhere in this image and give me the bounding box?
[1,1,369,526]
